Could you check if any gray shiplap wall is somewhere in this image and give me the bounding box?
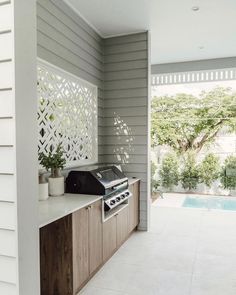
[0,1,17,294]
[101,33,150,230]
[36,0,104,155]
[36,1,150,230]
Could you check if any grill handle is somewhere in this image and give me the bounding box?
[111,182,127,191]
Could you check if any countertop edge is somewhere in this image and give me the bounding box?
[39,195,103,229]
[128,178,140,186]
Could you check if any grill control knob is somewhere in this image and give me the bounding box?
[121,194,125,199]
[110,200,116,206]
[116,196,121,202]
[125,192,130,197]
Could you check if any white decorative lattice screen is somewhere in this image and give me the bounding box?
[37,60,98,168]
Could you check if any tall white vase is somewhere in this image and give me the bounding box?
[39,182,49,201]
[48,176,64,196]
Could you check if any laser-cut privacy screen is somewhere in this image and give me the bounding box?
[37,60,98,168]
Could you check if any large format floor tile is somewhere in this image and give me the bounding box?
[79,204,236,295]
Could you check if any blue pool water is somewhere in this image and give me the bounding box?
[183,196,236,211]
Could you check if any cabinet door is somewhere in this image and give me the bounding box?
[133,181,140,228]
[72,207,89,293]
[116,206,129,247]
[89,200,103,274]
[40,215,73,295]
[103,215,117,262]
[128,184,135,233]
[128,181,140,233]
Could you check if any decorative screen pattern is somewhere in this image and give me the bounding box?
[37,60,98,168]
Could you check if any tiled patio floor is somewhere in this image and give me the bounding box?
[79,199,236,295]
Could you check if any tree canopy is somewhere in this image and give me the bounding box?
[151,87,236,153]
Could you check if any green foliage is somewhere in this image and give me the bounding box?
[180,152,199,191]
[159,153,179,190]
[151,161,160,193]
[39,143,66,171]
[198,154,220,187]
[152,87,236,153]
[220,155,236,190]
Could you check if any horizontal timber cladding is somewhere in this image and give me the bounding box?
[37,1,150,230]
[37,0,104,157]
[103,32,149,230]
[0,2,18,292]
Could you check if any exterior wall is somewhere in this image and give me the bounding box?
[36,0,104,155]
[0,2,18,294]
[0,1,39,294]
[102,32,150,230]
[36,1,151,230]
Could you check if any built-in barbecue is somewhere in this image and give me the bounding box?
[65,165,132,220]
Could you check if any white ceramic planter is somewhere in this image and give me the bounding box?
[48,176,64,196]
[39,182,49,201]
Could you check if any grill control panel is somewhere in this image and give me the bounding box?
[104,189,132,211]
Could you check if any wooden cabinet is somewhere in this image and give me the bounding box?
[40,200,102,295]
[72,207,89,292]
[73,200,102,294]
[128,181,140,233]
[40,215,73,295]
[103,205,129,262]
[88,200,103,274]
[40,181,140,295]
[103,214,117,262]
[116,206,129,247]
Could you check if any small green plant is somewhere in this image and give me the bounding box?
[198,154,220,187]
[151,161,160,193]
[159,153,179,190]
[220,155,236,190]
[180,152,199,191]
[39,143,66,177]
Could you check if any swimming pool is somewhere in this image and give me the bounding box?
[183,195,236,211]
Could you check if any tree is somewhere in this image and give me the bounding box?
[159,153,179,190]
[180,152,200,191]
[220,155,236,190]
[198,154,220,187]
[151,87,236,153]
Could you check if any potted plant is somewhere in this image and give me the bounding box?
[39,144,66,196]
[220,155,236,196]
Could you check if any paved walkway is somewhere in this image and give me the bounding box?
[80,201,236,295]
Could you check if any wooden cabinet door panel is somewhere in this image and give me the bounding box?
[72,207,89,293]
[116,206,128,247]
[89,200,103,274]
[128,181,140,233]
[133,181,140,228]
[128,184,135,233]
[40,215,73,295]
[103,216,117,262]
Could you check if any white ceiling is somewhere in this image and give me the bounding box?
[65,0,236,65]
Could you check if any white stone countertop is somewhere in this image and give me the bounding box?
[38,194,102,228]
[128,177,140,186]
[38,178,140,228]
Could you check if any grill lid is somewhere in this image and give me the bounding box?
[65,165,128,195]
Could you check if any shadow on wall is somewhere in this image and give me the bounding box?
[111,112,135,166]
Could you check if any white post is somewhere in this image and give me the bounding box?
[13,0,40,294]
